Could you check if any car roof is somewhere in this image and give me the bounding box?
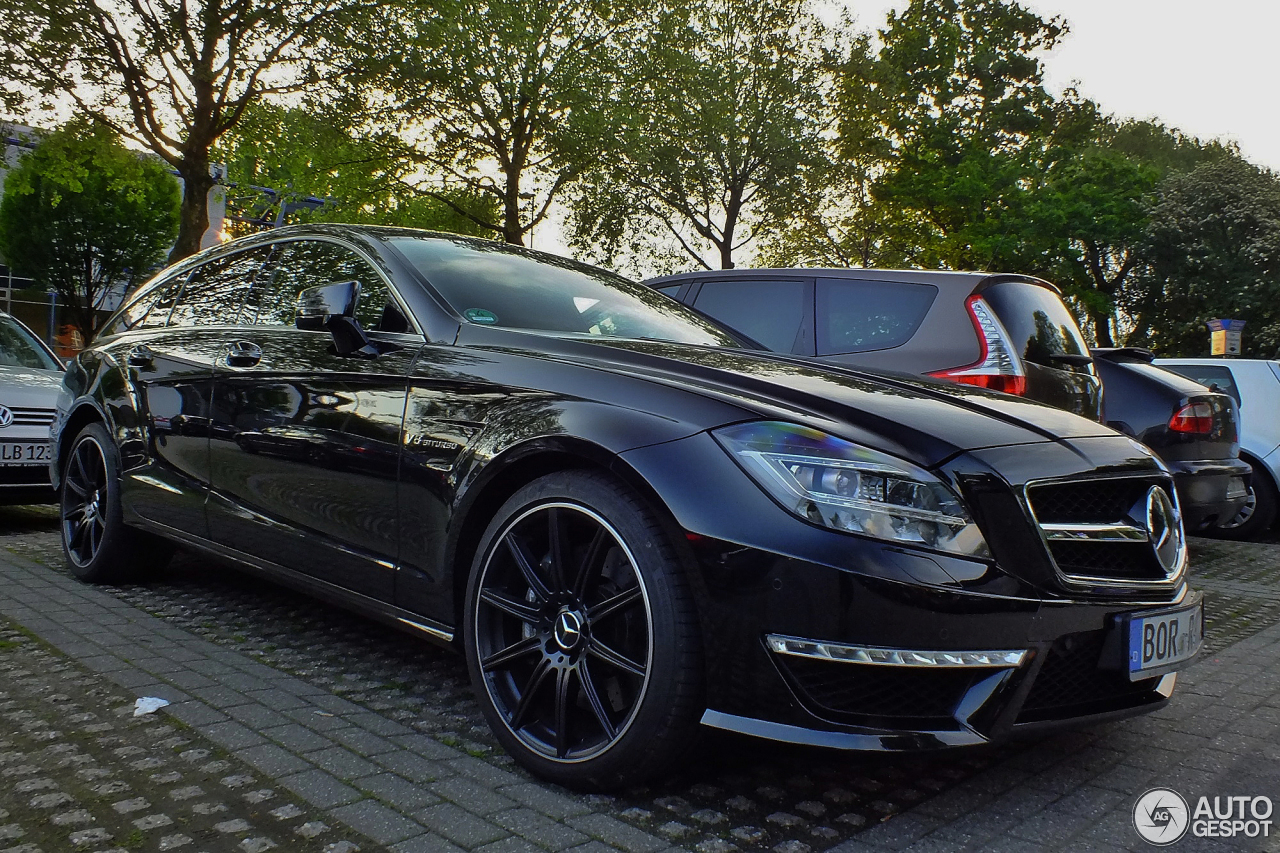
[645,267,1054,292]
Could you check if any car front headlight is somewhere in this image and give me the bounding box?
[713,421,990,559]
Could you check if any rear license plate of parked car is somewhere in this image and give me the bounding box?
[0,442,50,466]
[1128,599,1203,680]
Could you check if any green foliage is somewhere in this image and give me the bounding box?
[1125,157,1280,357]
[214,103,497,236]
[569,0,829,272]
[0,120,179,341]
[362,0,631,246]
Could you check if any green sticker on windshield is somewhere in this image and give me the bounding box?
[464,308,498,325]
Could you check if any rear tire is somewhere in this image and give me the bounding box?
[60,422,173,583]
[1213,470,1278,541]
[463,470,704,790]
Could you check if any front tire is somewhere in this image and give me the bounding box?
[60,422,173,583]
[463,471,703,790]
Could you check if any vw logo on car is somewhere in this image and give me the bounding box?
[0,405,13,428]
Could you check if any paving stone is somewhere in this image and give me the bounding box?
[278,769,363,809]
[330,799,426,845]
[493,807,591,850]
[416,803,509,847]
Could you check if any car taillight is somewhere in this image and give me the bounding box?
[1169,402,1214,434]
[927,296,1027,396]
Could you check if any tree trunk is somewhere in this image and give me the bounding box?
[169,165,216,263]
[1091,309,1115,348]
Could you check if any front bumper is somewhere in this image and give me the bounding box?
[1168,458,1252,530]
[620,430,1199,751]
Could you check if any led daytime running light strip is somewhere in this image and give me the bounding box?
[766,634,1027,668]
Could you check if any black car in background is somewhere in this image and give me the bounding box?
[53,226,1201,790]
[646,269,1102,420]
[1092,349,1251,532]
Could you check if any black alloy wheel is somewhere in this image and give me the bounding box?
[60,422,172,583]
[1214,472,1278,540]
[62,431,109,569]
[464,471,703,790]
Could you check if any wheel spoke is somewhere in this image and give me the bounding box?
[64,477,86,498]
[546,507,569,592]
[88,519,102,558]
[508,658,553,732]
[572,526,609,599]
[587,585,642,623]
[480,636,542,672]
[479,588,542,625]
[504,535,551,602]
[66,452,85,491]
[553,666,572,758]
[577,660,617,740]
[588,637,645,678]
[69,516,89,551]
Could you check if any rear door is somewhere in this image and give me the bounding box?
[206,238,422,602]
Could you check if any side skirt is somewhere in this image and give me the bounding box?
[130,516,457,649]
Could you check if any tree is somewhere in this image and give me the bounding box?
[214,103,498,235]
[1,0,376,262]
[842,0,1065,272]
[364,0,633,246]
[1125,157,1280,357]
[0,121,180,342]
[568,0,828,273]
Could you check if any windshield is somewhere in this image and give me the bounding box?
[389,237,741,347]
[0,315,61,371]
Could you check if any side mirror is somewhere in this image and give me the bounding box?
[296,281,360,331]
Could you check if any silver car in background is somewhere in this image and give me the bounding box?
[1156,358,1280,538]
[0,310,63,504]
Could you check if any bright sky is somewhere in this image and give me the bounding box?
[850,0,1280,171]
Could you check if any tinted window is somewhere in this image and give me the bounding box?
[168,246,274,328]
[694,279,807,352]
[981,281,1089,367]
[0,315,60,370]
[815,279,937,355]
[246,240,397,330]
[654,284,682,296]
[390,237,740,347]
[1162,364,1240,404]
[102,274,188,335]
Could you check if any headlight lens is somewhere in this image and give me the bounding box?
[713,421,990,559]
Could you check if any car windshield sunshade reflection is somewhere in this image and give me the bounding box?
[389,237,742,347]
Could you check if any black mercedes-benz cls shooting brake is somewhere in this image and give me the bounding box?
[52,225,1202,790]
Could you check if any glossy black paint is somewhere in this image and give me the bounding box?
[52,225,1199,753]
[1093,350,1250,531]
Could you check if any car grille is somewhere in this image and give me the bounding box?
[778,656,974,727]
[1025,476,1175,586]
[1017,630,1158,723]
[2,406,56,427]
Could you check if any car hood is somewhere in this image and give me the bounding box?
[0,365,64,408]
[464,329,1117,467]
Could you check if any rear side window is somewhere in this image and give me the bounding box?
[168,246,275,328]
[815,279,936,355]
[1162,364,1240,405]
[693,279,807,352]
[981,281,1089,367]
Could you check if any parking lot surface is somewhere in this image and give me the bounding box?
[2,504,1279,852]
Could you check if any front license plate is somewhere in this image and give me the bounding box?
[1127,600,1203,680]
[0,442,51,466]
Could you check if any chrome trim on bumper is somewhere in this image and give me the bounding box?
[1040,522,1147,542]
[765,634,1027,668]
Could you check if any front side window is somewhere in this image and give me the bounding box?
[693,279,808,352]
[246,240,397,330]
[0,315,61,370]
[816,279,937,355]
[389,237,741,347]
[102,273,188,336]
[168,246,275,328]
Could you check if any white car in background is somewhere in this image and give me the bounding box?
[0,310,63,504]
[1156,358,1280,539]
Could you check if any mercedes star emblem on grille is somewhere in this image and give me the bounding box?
[1146,486,1185,575]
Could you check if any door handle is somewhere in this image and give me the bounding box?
[226,341,263,367]
[128,345,156,367]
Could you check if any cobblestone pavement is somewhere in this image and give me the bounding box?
[2,504,1280,853]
